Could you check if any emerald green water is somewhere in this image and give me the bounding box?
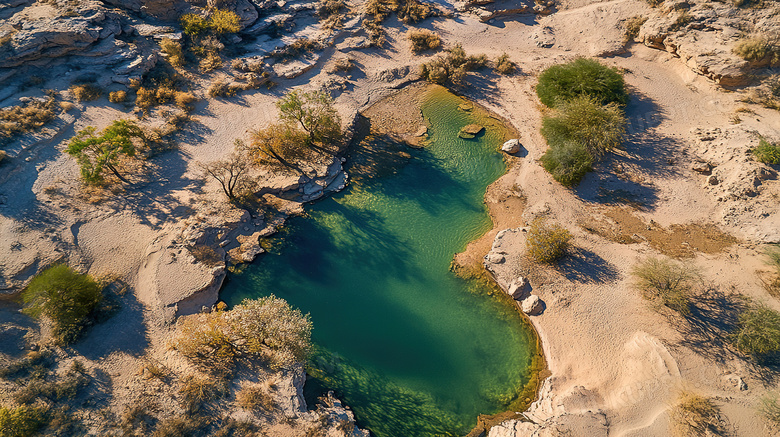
[222,87,535,436]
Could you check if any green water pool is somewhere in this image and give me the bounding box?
[222,86,537,436]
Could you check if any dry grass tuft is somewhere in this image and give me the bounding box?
[407,29,441,53]
[0,97,57,143]
[236,383,275,411]
[70,84,102,102]
[109,90,127,103]
[671,392,725,437]
[526,217,573,264]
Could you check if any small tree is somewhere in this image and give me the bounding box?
[276,90,341,146]
[249,123,310,172]
[21,265,103,344]
[65,119,146,185]
[526,217,572,264]
[200,140,256,204]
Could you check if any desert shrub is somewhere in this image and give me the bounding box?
[13,372,89,405]
[181,9,240,37]
[199,52,223,72]
[160,38,185,68]
[632,257,696,314]
[525,217,572,264]
[0,97,57,144]
[0,350,53,380]
[541,95,626,160]
[21,265,104,344]
[0,405,48,437]
[272,38,323,62]
[407,29,441,53]
[179,375,227,413]
[236,384,275,411]
[65,119,146,185]
[171,295,312,372]
[623,15,647,42]
[420,44,488,85]
[363,0,433,45]
[208,80,240,98]
[318,0,346,28]
[733,36,780,65]
[746,74,780,110]
[108,90,127,103]
[398,0,432,24]
[540,139,592,186]
[671,392,725,437]
[731,303,780,357]
[69,84,102,102]
[153,415,207,437]
[536,58,629,108]
[752,138,780,164]
[329,57,354,73]
[494,53,515,75]
[760,392,780,425]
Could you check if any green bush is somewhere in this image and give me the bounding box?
[541,95,626,160]
[631,257,696,315]
[540,140,592,186]
[420,44,487,86]
[536,58,629,108]
[526,217,572,264]
[732,303,780,357]
[181,9,240,37]
[752,139,780,164]
[21,265,103,344]
[0,405,48,437]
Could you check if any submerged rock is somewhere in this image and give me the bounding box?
[458,124,485,139]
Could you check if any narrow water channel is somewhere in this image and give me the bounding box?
[222,86,536,436]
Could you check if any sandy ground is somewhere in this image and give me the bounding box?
[2,0,780,435]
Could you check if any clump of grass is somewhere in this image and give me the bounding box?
[0,97,57,144]
[208,80,241,98]
[752,138,780,164]
[0,405,48,437]
[236,384,275,411]
[669,10,691,32]
[420,44,488,86]
[494,53,515,75]
[13,371,89,405]
[179,375,227,413]
[631,257,696,315]
[363,0,434,46]
[329,57,354,73]
[733,36,780,66]
[525,217,572,264]
[318,0,346,29]
[0,350,53,380]
[160,38,185,68]
[108,90,127,103]
[153,415,207,437]
[536,58,629,108]
[672,392,725,437]
[623,15,647,42]
[21,265,104,344]
[181,10,240,37]
[69,84,102,102]
[760,392,780,425]
[731,302,780,358]
[407,29,441,53]
[272,38,323,62]
[199,52,223,73]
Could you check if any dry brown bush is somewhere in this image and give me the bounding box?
[200,52,223,72]
[407,29,441,53]
[70,84,102,102]
[0,97,57,143]
[525,217,572,264]
[160,38,185,67]
[109,90,127,103]
[236,384,275,411]
[671,392,725,437]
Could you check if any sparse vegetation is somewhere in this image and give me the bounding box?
[318,0,347,29]
[752,138,780,164]
[731,302,780,358]
[160,38,185,68]
[153,415,207,437]
[671,392,726,437]
[65,119,146,185]
[631,257,696,315]
[733,36,780,66]
[536,58,629,108]
[623,15,647,42]
[69,84,102,102]
[760,392,780,425]
[181,10,240,37]
[407,29,441,53]
[329,57,355,73]
[199,140,257,204]
[526,217,573,264]
[276,90,341,145]
[669,10,691,32]
[272,38,323,62]
[420,44,488,86]
[20,265,104,344]
[108,90,127,103]
[179,375,227,413]
[0,97,57,144]
[0,350,53,380]
[171,295,312,373]
[363,0,434,45]
[0,405,48,437]
[199,52,223,73]
[494,53,515,75]
[208,80,240,98]
[236,384,275,411]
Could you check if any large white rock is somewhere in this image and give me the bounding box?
[501,139,521,154]
[507,277,531,300]
[521,295,544,315]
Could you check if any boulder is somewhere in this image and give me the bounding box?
[521,295,544,315]
[458,124,484,139]
[501,139,521,154]
[486,252,505,264]
[507,277,531,300]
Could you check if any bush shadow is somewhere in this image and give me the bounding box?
[557,247,620,284]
